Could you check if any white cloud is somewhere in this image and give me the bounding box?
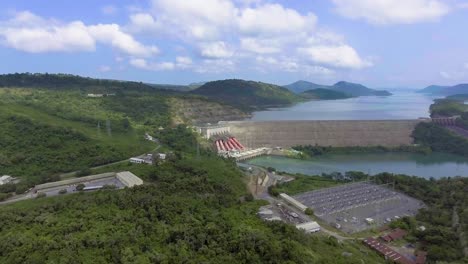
[299,45,372,69]
[237,4,316,36]
[150,0,238,39]
[200,41,234,59]
[240,38,281,54]
[332,0,450,25]
[88,24,159,57]
[0,11,158,57]
[130,56,193,71]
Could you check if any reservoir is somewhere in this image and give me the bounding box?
[249,92,438,121]
[246,153,468,179]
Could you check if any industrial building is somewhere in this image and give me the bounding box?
[117,171,144,187]
[279,193,308,212]
[296,221,321,233]
[363,237,415,264]
[129,153,166,165]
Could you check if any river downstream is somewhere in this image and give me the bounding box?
[246,152,468,179]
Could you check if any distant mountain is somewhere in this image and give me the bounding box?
[417,85,451,94]
[418,84,468,96]
[191,79,304,110]
[284,80,392,97]
[188,82,207,89]
[300,88,352,100]
[284,80,330,93]
[446,94,468,101]
[330,81,392,96]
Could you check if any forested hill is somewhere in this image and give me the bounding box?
[0,73,183,93]
[300,88,352,100]
[285,80,392,96]
[418,84,468,96]
[191,79,304,110]
[284,80,330,93]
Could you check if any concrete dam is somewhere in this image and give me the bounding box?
[220,120,425,148]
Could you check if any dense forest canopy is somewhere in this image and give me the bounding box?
[0,126,385,264]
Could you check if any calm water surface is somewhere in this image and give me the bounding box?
[249,92,438,120]
[246,153,468,179]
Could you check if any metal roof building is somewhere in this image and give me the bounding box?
[296,221,321,233]
[279,193,308,212]
[117,171,144,187]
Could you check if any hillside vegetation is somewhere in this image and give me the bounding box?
[192,79,304,110]
[285,80,392,96]
[0,126,385,264]
[300,88,352,100]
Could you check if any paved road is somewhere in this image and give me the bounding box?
[60,145,161,179]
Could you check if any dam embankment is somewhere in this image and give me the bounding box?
[222,120,425,148]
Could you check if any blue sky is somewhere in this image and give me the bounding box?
[0,0,468,88]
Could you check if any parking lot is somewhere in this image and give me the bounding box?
[293,182,424,233]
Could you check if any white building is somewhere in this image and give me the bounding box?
[279,193,308,212]
[0,175,12,185]
[296,222,321,233]
[129,157,147,164]
[116,171,144,187]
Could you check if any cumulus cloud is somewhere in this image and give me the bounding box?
[130,56,193,71]
[299,45,372,69]
[240,38,281,54]
[0,11,158,57]
[149,0,238,40]
[200,41,234,59]
[124,0,370,73]
[332,0,450,25]
[237,4,317,36]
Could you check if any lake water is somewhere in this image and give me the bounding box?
[246,153,468,179]
[249,92,438,121]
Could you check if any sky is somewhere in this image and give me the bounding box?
[0,0,468,88]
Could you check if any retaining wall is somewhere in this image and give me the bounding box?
[223,120,424,148]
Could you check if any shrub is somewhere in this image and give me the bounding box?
[76,183,85,191]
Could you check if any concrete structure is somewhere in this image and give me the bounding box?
[221,120,425,148]
[0,175,13,185]
[116,171,144,187]
[35,173,116,191]
[195,124,230,139]
[279,193,308,212]
[229,147,271,161]
[296,221,321,233]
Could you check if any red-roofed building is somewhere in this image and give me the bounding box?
[381,228,408,242]
[363,237,415,264]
